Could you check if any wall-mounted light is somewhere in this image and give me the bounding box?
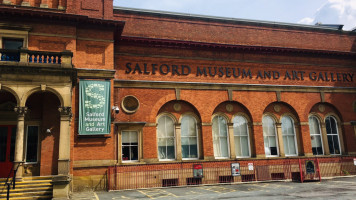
[112,106,119,114]
[46,127,53,134]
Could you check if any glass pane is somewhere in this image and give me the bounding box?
[283,136,289,154]
[269,136,276,147]
[158,138,166,146]
[332,135,340,154]
[122,146,130,160]
[131,146,138,160]
[3,39,23,50]
[213,135,220,157]
[26,126,38,163]
[233,116,248,136]
[130,131,138,143]
[330,117,337,134]
[220,137,228,157]
[288,136,296,155]
[167,145,175,159]
[327,135,335,154]
[326,117,331,135]
[0,127,8,162]
[219,117,228,137]
[158,146,166,159]
[235,136,242,156]
[281,117,289,135]
[181,137,189,146]
[264,136,270,155]
[240,136,249,157]
[181,116,196,137]
[212,116,219,137]
[122,131,130,143]
[158,116,174,137]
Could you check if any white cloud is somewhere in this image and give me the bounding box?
[298,0,356,30]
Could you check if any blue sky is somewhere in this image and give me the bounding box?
[114,0,356,30]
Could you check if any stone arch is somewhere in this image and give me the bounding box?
[212,101,253,123]
[263,101,300,123]
[149,94,176,122]
[156,112,178,124]
[309,102,343,122]
[0,85,20,106]
[211,112,229,123]
[21,86,64,107]
[157,100,202,123]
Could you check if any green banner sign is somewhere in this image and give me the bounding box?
[79,80,111,135]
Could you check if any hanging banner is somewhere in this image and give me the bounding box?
[79,80,111,135]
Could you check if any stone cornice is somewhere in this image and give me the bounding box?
[120,36,356,59]
[114,79,356,93]
[76,68,116,79]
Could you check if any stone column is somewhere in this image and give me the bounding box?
[320,122,330,155]
[21,0,30,6]
[57,107,71,175]
[227,123,236,159]
[175,123,182,161]
[40,0,49,8]
[275,123,285,157]
[13,106,27,180]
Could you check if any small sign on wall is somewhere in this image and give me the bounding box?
[248,163,254,171]
[353,158,356,166]
[193,164,203,178]
[305,160,315,174]
[231,163,241,176]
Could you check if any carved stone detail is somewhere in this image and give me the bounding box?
[226,104,233,112]
[173,103,181,112]
[274,105,281,113]
[318,105,325,113]
[58,107,72,117]
[14,107,28,116]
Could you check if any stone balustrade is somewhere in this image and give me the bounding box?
[1,0,66,10]
[0,48,73,68]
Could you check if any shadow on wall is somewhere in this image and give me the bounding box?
[73,172,107,192]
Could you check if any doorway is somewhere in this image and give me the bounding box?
[0,125,16,178]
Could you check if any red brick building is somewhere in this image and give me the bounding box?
[0,0,356,198]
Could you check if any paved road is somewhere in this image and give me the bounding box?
[72,176,356,200]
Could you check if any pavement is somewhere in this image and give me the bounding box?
[71,176,356,200]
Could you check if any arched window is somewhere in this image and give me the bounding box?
[281,116,298,156]
[262,116,278,156]
[181,115,198,159]
[157,115,176,160]
[308,116,323,155]
[233,116,250,157]
[325,116,341,155]
[212,115,229,158]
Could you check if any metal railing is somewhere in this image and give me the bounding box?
[108,156,356,191]
[1,163,21,200]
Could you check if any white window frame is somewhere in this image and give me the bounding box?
[262,115,279,157]
[157,115,176,161]
[181,114,199,160]
[308,116,324,155]
[281,116,298,157]
[121,130,139,163]
[233,115,251,158]
[212,115,230,159]
[24,125,40,164]
[325,116,342,155]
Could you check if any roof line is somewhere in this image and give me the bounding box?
[113,6,351,33]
